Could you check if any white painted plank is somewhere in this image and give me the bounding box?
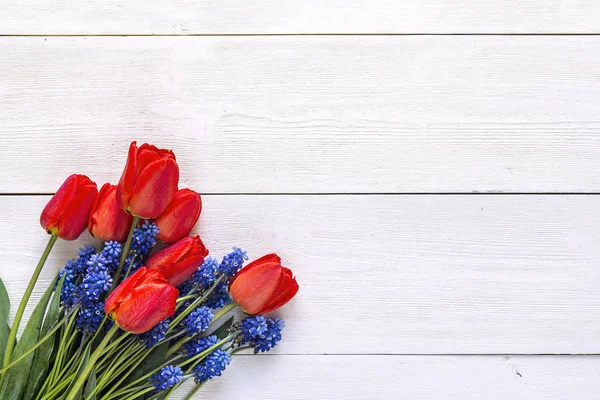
[2,195,600,354]
[2,36,600,193]
[2,1,600,34]
[172,355,600,400]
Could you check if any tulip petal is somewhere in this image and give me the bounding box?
[146,236,207,286]
[88,183,134,242]
[229,261,284,315]
[129,157,179,218]
[146,237,192,268]
[261,267,299,314]
[40,174,79,234]
[136,147,162,173]
[114,282,178,334]
[117,141,138,211]
[57,179,98,240]
[104,267,149,315]
[155,189,202,243]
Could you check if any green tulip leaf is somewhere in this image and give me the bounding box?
[0,275,56,399]
[84,368,97,400]
[212,316,235,340]
[0,278,10,363]
[22,275,64,399]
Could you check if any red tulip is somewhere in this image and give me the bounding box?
[146,236,209,286]
[104,267,178,334]
[87,183,134,242]
[40,174,98,241]
[117,141,179,219]
[155,189,202,243]
[229,254,299,315]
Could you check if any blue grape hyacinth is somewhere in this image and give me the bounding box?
[193,349,231,384]
[183,306,214,336]
[150,365,183,391]
[184,335,219,358]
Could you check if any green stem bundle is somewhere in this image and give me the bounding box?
[2,234,58,374]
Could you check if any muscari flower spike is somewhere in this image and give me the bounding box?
[58,259,80,307]
[58,244,98,307]
[150,365,183,392]
[193,349,231,384]
[78,271,112,301]
[234,316,285,353]
[123,221,160,277]
[140,317,171,348]
[218,247,248,278]
[238,315,268,344]
[253,317,285,353]
[203,282,232,310]
[101,240,122,268]
[77,244,97,266]
[184,335,219,358]
[191,257,219,289]
[183,306,214,336]
[75,300,104,334]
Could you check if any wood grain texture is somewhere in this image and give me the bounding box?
[3,195,600,354]
[172,355,600,400]
[2,36,600,193]
[2,1,600,34]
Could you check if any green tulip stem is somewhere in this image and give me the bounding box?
[108,216,141,295]
[124,253,137,280]
[64,324,120,400]
[1,234,58,371]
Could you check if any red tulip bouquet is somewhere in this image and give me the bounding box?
[0,142,299,400]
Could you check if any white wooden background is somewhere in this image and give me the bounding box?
[2,1,600,399]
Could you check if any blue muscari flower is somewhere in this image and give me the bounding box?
[77,244,97,266]
[101,241,122,268]
[177,280,195,297]
[124,221,159,277]
[191,257,219,289]
[183,306,214,336]
[58,259,80,307]
[85,254,109,274]
[234,316,285,353]
[78,271,112,301]
[193,349,231,384]
[203,282,232,310]
[253,317,285,353]
[140,318,171,348]
[76,301,104,334]
[150,365,183,392]
[184,335,219,358]
[131,221,159,256]
[238,315,268,344]
[218,247,248,278]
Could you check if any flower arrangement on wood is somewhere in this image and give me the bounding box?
[0,141,299,400]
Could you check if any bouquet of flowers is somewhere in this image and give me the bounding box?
[0,142,299,400]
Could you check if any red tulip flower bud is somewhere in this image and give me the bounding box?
[117,141,179,219]
[87,183,134,242]
[104,267,178,334]
[229,254,299,315]
[155,189,202,243]
[40,174,98,241]
[146,236,209,286]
